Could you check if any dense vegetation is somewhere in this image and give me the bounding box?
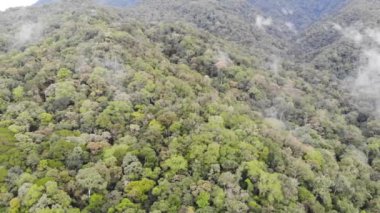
[0,0,379,212]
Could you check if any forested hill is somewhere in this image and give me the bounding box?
[0,0,379,213]
[35,0,291,57]
[248,0,348,29]
[36,0,138,7]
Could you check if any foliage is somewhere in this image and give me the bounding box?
[0,0,378,212]
[124,178,155,202]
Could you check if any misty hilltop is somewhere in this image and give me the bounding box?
[35,0,139,7]
[249,0,348,29]
[0,0,379,212]
[33,0,348,29]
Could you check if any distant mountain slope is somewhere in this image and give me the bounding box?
[293,0,380,73]
[34,0,58,5]
[249,0,347,29]
[287,0,380,123]
[34,0,293,64]
[36,0,139,7]
[32,0,352,57]
[125,0,288,54]
[36,0,348,31]
[98,0,138,6]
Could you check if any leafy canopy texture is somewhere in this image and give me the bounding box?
[0,0,379,212]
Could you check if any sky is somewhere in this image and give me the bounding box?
[0,0,38,11]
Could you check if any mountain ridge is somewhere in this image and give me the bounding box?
[249,0,348,29]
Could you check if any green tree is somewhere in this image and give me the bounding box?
[304,149,324,171]
[124,178,155,202]
[108,198,142,213]
[21,184,44,208]
[122,154,143,180]
[196,191,210,208]
[12,86,24,101]
[84,193,105,213]
[76,167,107,198]
[39,112,53,125]
[57,68,72,80]
[96,101,132,135]
[162,155,188,177]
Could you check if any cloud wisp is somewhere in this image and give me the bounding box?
[255,15,272,29]
[334,23,380,116]
[14,21,44,47]
[333,23,363,43]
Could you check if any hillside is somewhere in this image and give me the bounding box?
[36,0,138,7]
[293,0,380,62]
[249,0,347,29]
[0,0,379,213]
[36,0,294,54]
[290,0,380,120]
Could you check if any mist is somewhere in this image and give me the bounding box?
[285,22,297,33]
[255,15,272,29]
[352,49,380,116]
[335,24,380,117]
[14,19,44,47]
[266,55,281,75]
[365,28,380,45]
[332,23,363,43]
[281,8,294,16]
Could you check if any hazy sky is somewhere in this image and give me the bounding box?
[0,0,38,11]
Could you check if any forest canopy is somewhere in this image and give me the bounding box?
[0,0,379,212]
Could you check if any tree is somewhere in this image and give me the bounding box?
[39,112,53,126]
[47,81,76,101]
[304,150,324,171]
[20,184,44,208]
[244,160,284,204]
[12,86,24,101]
[257,172,284,204]
[96,101,133,135]
[108,198,143,213]
[162,155,188,177]
[83,193,105,213]
[30,181,72,211]
[9,198,21,213]
[76,167,107,198]
[122,154,143,180]
[57,68,72,80]
[65,147,84,170]
[124,178,155,202]
[4,101,44,132]
[211,186,225,210]
[196,191,210,208]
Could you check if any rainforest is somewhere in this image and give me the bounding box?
[0,0,379,212]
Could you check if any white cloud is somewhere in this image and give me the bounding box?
[285,22,297,33]
[345,28,363,43]
[353,49,380,116]
[15,22,44,45]
[0,0,38,11]
[338,24,380,116]
[355,50,380,90]
[332,23,380,116]
[17,24,36,44]
[265,55,281,75]
[365,28,380,45]
[332,23,343,31]
[281,8,294,15]
[332,23,363,43]
[255,15,272,29]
